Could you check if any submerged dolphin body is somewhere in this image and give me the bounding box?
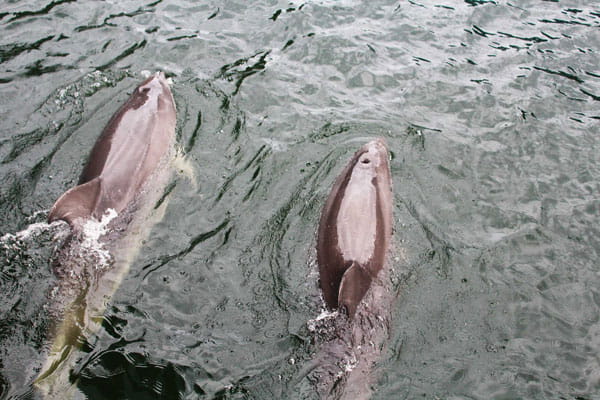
[34,72,177,397]
[49,72,177,227]
[317,138,393,318]
[311,139,394,400]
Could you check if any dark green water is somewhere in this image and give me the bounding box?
[1,0,600,398]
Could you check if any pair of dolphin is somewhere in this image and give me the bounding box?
[49,72,393,319]
[44,72,393,397]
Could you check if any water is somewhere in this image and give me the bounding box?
[1,0,599,398]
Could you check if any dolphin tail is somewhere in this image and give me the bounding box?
[48,177,102,226]
[338,262,372,319]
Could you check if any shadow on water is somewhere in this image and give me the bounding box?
[76,352,187,400]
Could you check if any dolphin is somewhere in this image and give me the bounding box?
[48,71,177,227]
[309,138,394,399]
[33,72,177,397]
[316,138,393,318]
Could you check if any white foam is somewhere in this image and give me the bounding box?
[307,309,338,332]
[81,209,117,242]
[315,309,339,321]
[25,209,49,223]
[79,209,118,267]
[343,353,358,373]
[0,218,67,243]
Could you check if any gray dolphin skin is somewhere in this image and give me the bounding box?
[317,138,393,318]
[48,72,176,227]
[310,139,394,399]
[34,72,176,397]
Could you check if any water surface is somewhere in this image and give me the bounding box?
[1,0,600,398]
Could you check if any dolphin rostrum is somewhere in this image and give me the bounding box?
[48,71,177,227]
[316,138,393,318]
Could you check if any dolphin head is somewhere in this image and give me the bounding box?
[353,138,390,184]
[131,72,175,112]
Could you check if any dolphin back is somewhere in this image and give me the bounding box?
[48,72,176,227]
[317,139,392,318]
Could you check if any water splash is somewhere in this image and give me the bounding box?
[307,309,338,333]
[0,217,65,244]
[0,213,68,264]
[78,208,118,268]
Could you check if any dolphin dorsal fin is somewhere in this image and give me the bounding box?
[48,177,102,227]
[338,262,372,319]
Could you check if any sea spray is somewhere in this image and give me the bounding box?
[78,208,118,268]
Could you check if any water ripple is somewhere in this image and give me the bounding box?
[1,0,600,398]
[6,0,76,23]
